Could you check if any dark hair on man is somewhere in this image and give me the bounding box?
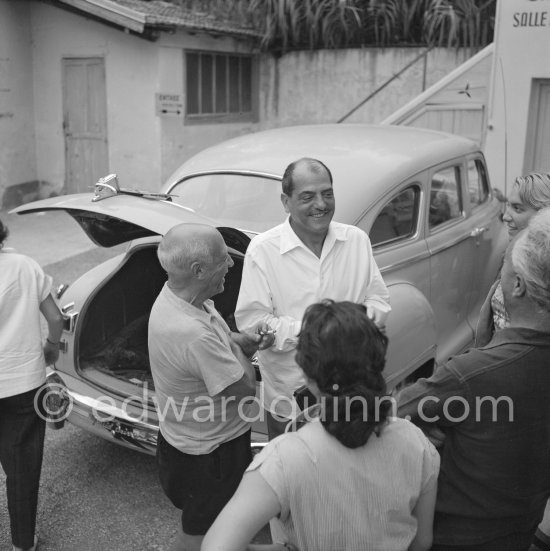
[281,157,333,196]
[296,300,390,449]
[0,218,8,248]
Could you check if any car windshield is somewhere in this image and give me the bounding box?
[168,173,286,231]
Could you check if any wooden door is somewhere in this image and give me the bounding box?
[62,58,109,194]
[525,80,550,173]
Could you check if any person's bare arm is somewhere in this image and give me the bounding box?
[39,294,63,365]
[408,481,437,551]
[202,471,282,551]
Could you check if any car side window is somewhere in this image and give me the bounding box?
[370,186,420,247]
[467,158,489,207]
[429,166,462,229]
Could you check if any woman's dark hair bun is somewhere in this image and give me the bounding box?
[296,300,391,449]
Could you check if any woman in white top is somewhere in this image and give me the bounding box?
[0,218,63,551]
[202,300,439,551]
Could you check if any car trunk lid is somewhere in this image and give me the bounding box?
[10,190,239,247]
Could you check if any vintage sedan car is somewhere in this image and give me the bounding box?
[13,124,507,454]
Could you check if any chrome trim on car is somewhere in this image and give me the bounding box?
[63,387,269,455]
[165,169,281,194]
[380,250,431,274]
[67,389,158,430]
[63,311,78,333]
[469,226,489,238]
[93,173,177,203]
[92,174,120,202]
[61,301,75,313]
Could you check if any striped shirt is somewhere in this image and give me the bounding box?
[247,417,439,550]
[490,281,510,331]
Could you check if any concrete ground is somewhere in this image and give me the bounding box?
[1,209,94,267]
[0,209,127,290]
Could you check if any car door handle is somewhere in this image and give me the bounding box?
[470,226,488,238]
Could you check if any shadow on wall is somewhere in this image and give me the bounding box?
[1,180,59,209]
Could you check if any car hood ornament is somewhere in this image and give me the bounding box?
[92,174,175,202]
[92,174,120,202]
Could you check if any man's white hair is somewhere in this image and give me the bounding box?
[157,233,213,275]
[511,207,550,312]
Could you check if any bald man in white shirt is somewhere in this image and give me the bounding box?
[235,157,391,438]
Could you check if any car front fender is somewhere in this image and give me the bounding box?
[384,282,437,390]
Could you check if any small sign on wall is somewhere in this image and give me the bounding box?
[155,93,183,117]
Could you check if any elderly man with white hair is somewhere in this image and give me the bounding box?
[148,223,273,551]
[398,208,550,551]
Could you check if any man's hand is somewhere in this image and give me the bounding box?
[230,323,276,358]
[366,305,387,332]
[256,322,276,350]
[230,331,262,358]
[43,340,60,366]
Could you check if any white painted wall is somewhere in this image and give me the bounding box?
[0,0,36,207]
[30,1,161,193]
[485,0,550,194]
[157,31,260,183]
[29,1,261,190]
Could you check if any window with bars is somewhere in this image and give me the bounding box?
[185,51,256,123]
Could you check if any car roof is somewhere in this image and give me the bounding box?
[165,124,481,223]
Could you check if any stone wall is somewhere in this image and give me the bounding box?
[259,47,475,128]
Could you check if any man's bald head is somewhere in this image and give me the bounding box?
[281,157,333,196]
[157,224,224,277]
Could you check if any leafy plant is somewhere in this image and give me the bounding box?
[165,0,496,52]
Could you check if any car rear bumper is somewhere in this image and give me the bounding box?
[44,371,268,455]
[45,371,159,454]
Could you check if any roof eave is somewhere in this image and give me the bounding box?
[53,0,261,41]
[57,0,146,33]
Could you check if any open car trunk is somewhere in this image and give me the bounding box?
[11,194,252,394]
[77,241,245,392]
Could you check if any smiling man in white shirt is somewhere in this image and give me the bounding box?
[235,157,391,438]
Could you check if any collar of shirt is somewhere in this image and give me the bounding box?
[163,284,217,324]
[279,217,349,257]
[483,325,550,348]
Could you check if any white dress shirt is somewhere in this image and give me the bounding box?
[235,218,391,417]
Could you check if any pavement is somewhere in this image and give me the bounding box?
[1,208,95,267]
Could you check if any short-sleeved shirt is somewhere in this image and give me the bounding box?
[148,284,251,455]
[247,417,439,550]
[0,250,52,398]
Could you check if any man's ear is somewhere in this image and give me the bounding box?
[281,193,290,214]
[513,273,527,298]
[190,261,203,279]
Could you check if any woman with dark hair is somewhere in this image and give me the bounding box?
[0,217,63,551]
[202,300,439,551]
